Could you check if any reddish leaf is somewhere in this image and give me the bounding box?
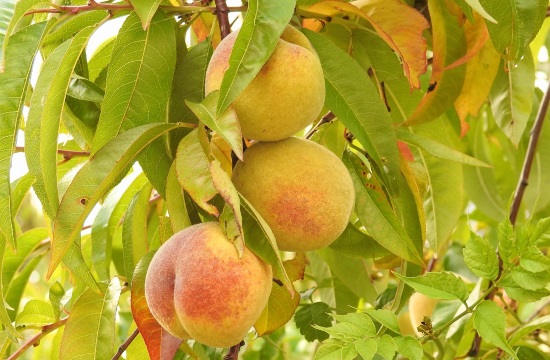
[131,252,183,360]
[406,0,467,125]
[397,141,415,162]
[302,0,428,90]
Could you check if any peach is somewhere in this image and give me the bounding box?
[231,137,355,252]
[205,26,325,141]
[145,222,272,348]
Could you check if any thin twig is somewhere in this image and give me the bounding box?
[468,73,550,357]
[15,146,90,160]
[112,328,139,360]
[214,0,231,39]
[223,340,245,360]
[7,318,68,360]
[305,111,336,139]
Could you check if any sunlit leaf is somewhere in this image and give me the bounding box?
[15,300,55,327]
[480,0,546,62]
[329,223,390,259]
[315,342,357,360]
[363,309,400,334]
[50,123,191,278]
[463,231,499,280]
[26,26,95,218]
[165,163,192,234]
[92,11,176,195]
[216,0,295,115]
[131,0,163,29]
[489,50,535,146]
[473,301,519,359]
[60,277,123,360]
[0,22,47,249]
[395,271,470,302]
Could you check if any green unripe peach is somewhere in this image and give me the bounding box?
[205,26,325,141]
[144,222,272,348]
[232,137,355,252]
[409,292,439,336]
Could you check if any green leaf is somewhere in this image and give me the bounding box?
[49,282,66,320]
[489,51,535,146]
[396,129,490,167]
[413,117,464,252]
[240,195,292,293]
[0,22,47,249]
[60,277,123,360]
[353,338,377,360]
[501,273,550,302]
[0,1,15,61]
[530,217,550,245]
[0,241,20,340]
[131,252,183,360]
[375,334,396,360]
[331,313,376,337]
[473,300,519,359]
[329,223,390,259]
[216,0,295,115]
[510,267,550,291]
[122,182,153,284]
[463,231,499,280]
[342,150,423,265]
[10,174,36,216]
[92,11,176,195]
[67,75,104,102]
[169,36,212,151]
[520,246,550,272]
[91,171,148,281]
[509,315,550,345]
[314,342,357,360]
[315,316,373,341]
[26,26,95,218]
[395,271,470,302]
[304,29,401,195]
[43,11,108,49]
[211,161,244,254]
[363,309,400,334]
[1,0,44,65]
[295,302,332,342]
[186,91,243,160]
[395,336,423,360]
[15,300,56,327]
[131,0,163,30]
[49,123,190,278]
[88,36,115,83]
[498,218,515,267]
[480,0,546,62]
[165,163,192,234]
[457,0,497,22]
[175,128,219,216]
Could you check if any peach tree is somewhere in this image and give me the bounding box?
[1,0,550,359]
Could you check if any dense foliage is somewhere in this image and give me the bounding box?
[1,0,550,359]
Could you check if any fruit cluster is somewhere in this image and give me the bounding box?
[145,25,355,348]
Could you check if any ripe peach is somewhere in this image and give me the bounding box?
[231,137,355,252]
[205,26,325,141]
[145,222,272,348]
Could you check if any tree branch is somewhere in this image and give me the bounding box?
[214,0,231,39]
[7,318,68,360]
[305,111,336,139]
[15,146,90,161]
[468,74,550,357]
[112,328,139,360]
[223,340,245,360]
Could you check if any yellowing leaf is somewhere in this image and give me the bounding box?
[255,253,306,336]
[303,0,428,90]
[406,0,467,125]
[353,0,429,90]
[454,14,500,135]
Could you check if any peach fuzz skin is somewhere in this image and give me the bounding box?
[232,137,355,252]
[205,25,325,142]
[145,222,272,348]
